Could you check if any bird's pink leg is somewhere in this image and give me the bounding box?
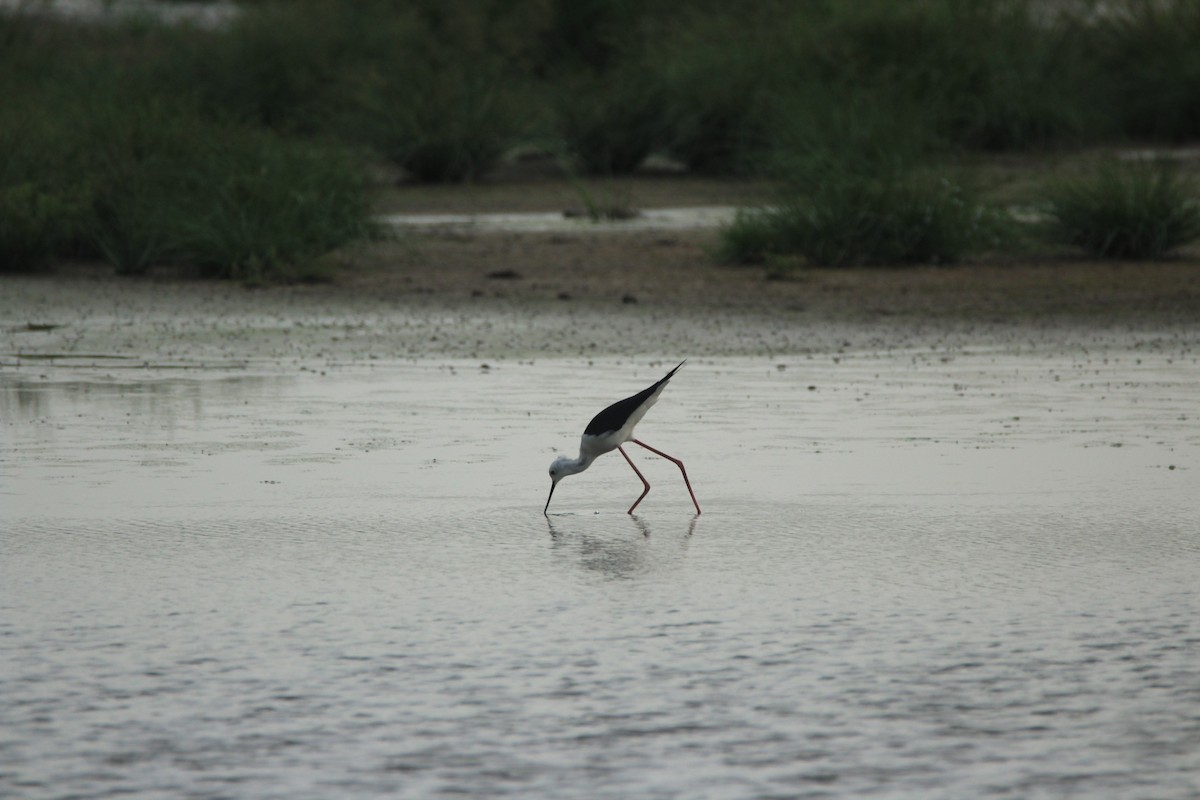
[618,445,651,515]
[633,439,701,515]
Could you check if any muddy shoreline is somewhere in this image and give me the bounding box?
[4,225,1199,370]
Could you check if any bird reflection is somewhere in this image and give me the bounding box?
[545,513,699,580]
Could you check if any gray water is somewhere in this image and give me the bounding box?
[3,353,1199,799]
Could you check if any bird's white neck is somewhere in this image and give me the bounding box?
[560,453,593,477]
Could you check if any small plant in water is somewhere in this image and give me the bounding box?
[1046,159,1200,259]
[559,161,640,223]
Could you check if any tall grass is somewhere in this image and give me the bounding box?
[0,100,91,272]
[1095,0,1200,142]
[554,62,666,175]
[719,90,1009,267]
[0,12,376,280]
[179,135,378,281]
[653,5,784,175]
[0,18,111,272]
[721,170,1007,268]
[84,100,376,280]
[1046,160,1200,259]
[647,0,1099,179]
[5,1,1200,279]
[162,1,395,134]
[809,0,1097,151]
[355,56,523,183]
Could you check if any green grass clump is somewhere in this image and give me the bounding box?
[357,57,521,183]
[1096,0,1200,141]
[166,2,528,183]
[163,1,388,134]
[716,211,780,266]
[0,182,88,273]
[1046,160,1200,259]
[0,104,91,272]
[0,13,377,280]
[721,171,1005,268]
[85,101,376,280]
[653,0,1095,175]
[719,86,1008,268]
[1,89,375,280]
[185,139,376,282]
[654,7,779,175]
[812,0,1096,151]
[1,19,106,271]
[554,64,666,175]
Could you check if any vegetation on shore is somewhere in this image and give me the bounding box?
[1,0,1199,280]
[1046,160,1200,260]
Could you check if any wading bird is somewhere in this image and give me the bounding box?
[544,361,701,516]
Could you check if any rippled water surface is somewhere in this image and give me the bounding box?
[3,353,1199,799]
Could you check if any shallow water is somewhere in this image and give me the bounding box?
[379,206,738,234]
[3,354,1199,799]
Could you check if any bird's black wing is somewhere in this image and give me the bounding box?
[584,361,685,437]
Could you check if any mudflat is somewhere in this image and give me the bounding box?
[3,171,1199,364]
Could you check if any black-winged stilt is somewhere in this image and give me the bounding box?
[544,361,701,516]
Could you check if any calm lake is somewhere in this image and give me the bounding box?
[3,352,1198,798]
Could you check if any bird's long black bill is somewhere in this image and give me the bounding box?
[543,482,556,515]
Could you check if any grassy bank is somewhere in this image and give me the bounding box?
[2,0,1199,280]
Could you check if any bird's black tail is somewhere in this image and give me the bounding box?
[662,360,685,384]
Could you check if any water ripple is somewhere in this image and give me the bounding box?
[3,354,1199,799]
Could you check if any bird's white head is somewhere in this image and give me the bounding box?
[544,455,587,515]
[548,455,577,481]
